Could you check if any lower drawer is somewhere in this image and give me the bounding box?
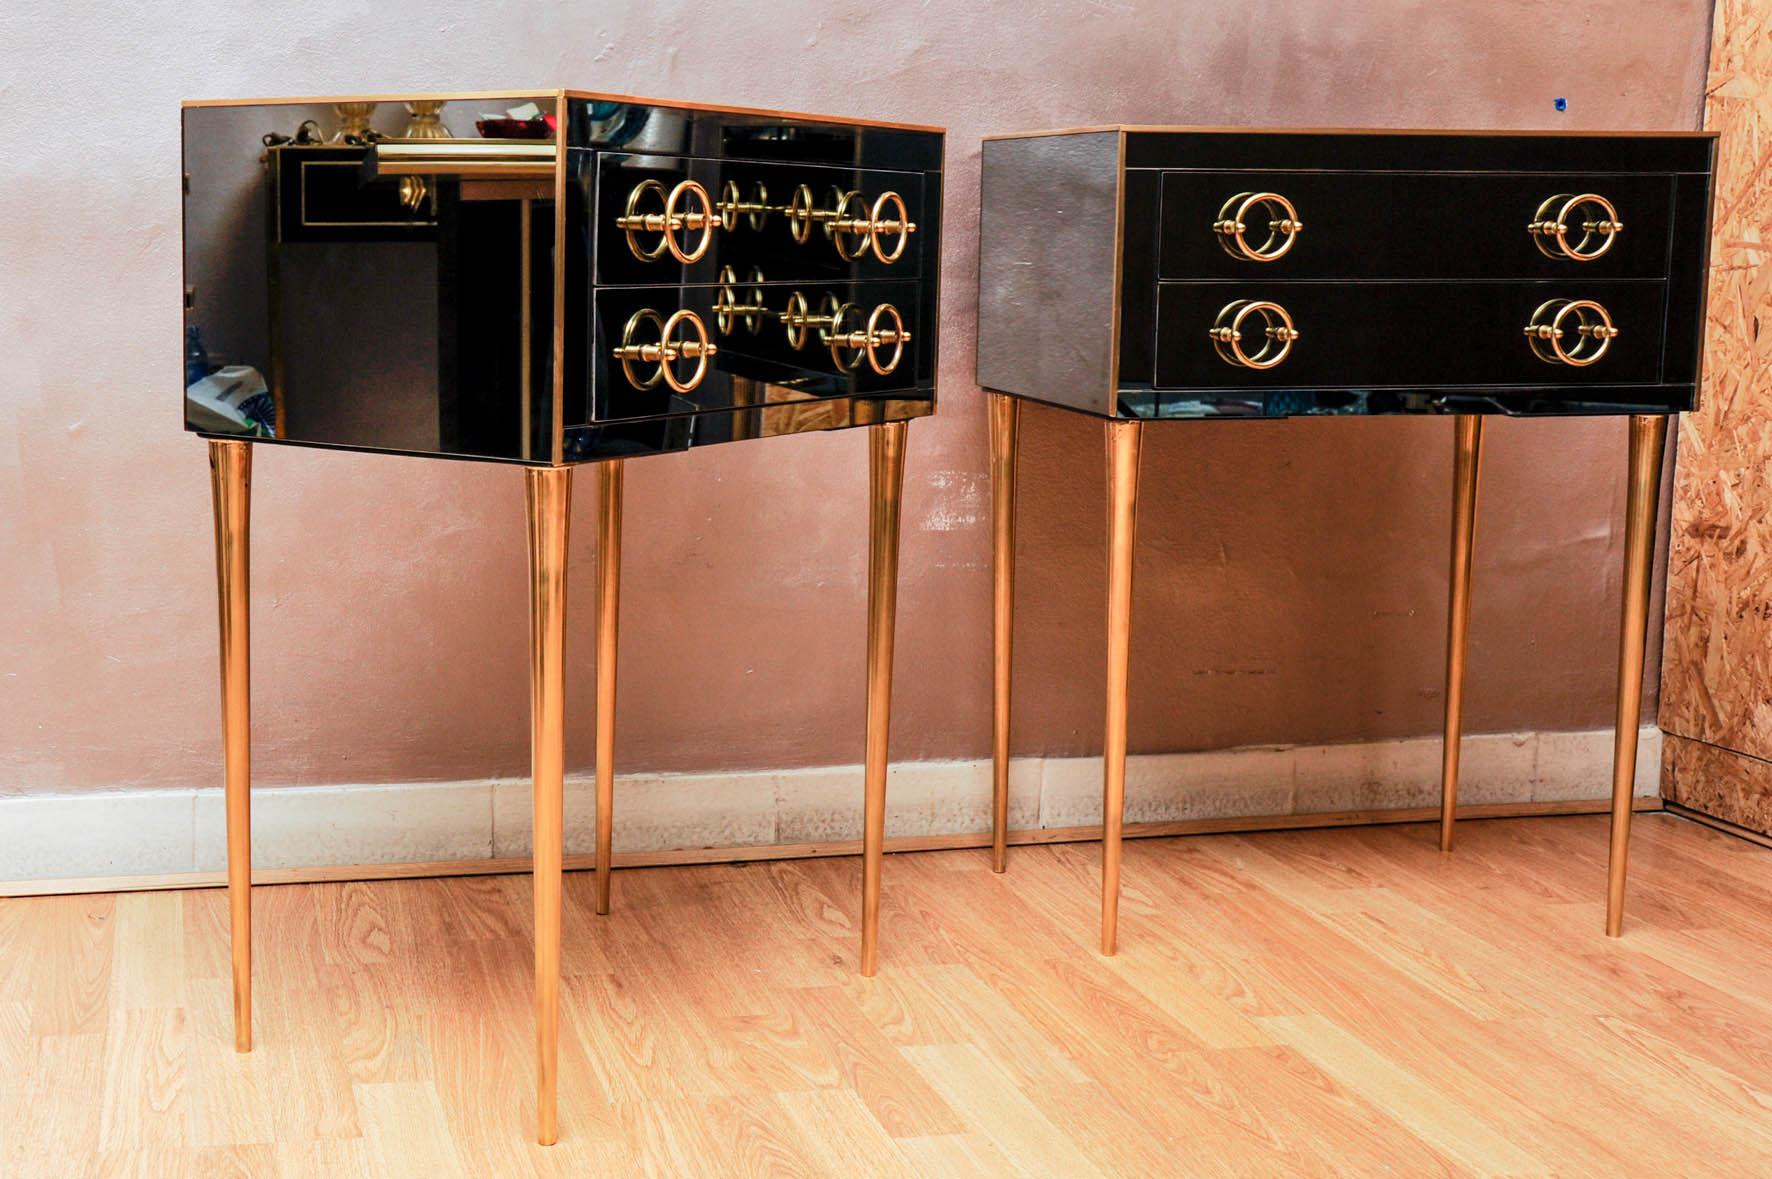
[1154,281,1664,390]
[589,280,924,421]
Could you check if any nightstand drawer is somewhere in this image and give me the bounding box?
[591,279,924,421]
[592,153,929,287]
[1153,280,1665,389]
[1156,171,1673,282]
[272,147,441,243]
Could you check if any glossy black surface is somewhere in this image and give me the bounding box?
[563,97,942,171]
[1157,172,1674,281]
[183,96,942,464]
[1123,132,1713,420]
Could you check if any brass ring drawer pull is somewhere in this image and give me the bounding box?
[778,293,911,374]
[718,180,772,231]
[612,308,718,392]
[617,179,718,264]
[778,290,841,350]
[1209,299,1299,369]
[1524,298,1618,366]
[1213,192,1302,262]
[1529,193,1622,261]
[826,301,912,374]
[784,185,918,262]
[714,266,768,334]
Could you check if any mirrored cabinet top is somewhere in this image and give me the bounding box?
[182,92,945,464]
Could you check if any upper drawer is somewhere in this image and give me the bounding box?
[592,152,928,286]
[1156,172,1674,281]
[271,146,440,243]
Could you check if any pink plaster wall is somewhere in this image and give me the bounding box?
[0,1,1712,794]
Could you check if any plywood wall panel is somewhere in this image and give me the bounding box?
[1659,0,1772,834]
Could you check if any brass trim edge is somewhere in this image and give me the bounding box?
[184,89,945,133]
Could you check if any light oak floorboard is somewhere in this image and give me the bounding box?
[1,813,1769,1176]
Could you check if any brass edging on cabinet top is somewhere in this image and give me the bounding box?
[982,125,1717,141]
[182,89,563,109]
[183,88,946,134]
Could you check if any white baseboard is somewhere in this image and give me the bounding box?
[0,726,1662,882]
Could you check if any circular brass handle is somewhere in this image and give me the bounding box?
[1208,300,1299,369]
[778,290,815,349]
[659,309,716,391]
[828,189,873,261]
[1213,192,1302,262]
[826,301,913,374]
[867,191,917,264]
[784,292,850,352]
[611,307,719,392]
[1529,193,1622,261]
[718,179,771,231]
[1524,298,1618,366]
[825,300,865,371]
[714,266,768,335]
[614,309,666,389]
[785,184,818,244]
[825,189,921,263]
[863,303,910,374]
[617,179,718,263]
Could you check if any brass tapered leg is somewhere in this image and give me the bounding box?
[989,395,1021,873]
[861,420,908,977]
[1439,416,1485,853]
[1606,415,1668,938]
[208,439,253,1054]
[524,465,571,1146]
[1101,420,1143,957]
[595,460,623,916]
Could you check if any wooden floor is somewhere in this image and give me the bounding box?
[5,813,1772,1177]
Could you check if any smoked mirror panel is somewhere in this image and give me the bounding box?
[181,98,558,461]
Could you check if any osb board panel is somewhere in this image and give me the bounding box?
[1662,732,1772,835]
[1660,0,1772,773]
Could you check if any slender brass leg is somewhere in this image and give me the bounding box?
[1439,416,1485,853]
[524,465,572,1146]
[1606,415,1668,937]
[595,460,623,916]
[861,420,908,977]
[1101,420,1143,957]
[208,439,253,1054]
[989,395,1021,873]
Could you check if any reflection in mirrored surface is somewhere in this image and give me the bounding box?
[184,97,560,462]
[182,95,943,464]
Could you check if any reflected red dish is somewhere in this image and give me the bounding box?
[475,115,556,139]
